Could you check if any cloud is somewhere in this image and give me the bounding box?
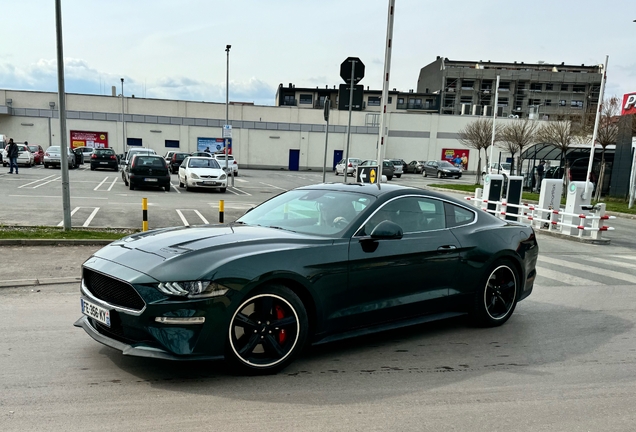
[0,58,277,106]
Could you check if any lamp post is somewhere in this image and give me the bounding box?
[225,44,234,187]
[121,78,126,154]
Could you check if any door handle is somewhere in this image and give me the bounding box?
[437,245,457,252]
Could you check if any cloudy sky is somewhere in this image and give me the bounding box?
[2,0,635,106]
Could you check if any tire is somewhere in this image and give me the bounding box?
[123,175,129,186]
[129,182,134,191]
[334,170,339,176]
[184,177,190,191]
[422,170,427,178]
[470,260,519,327]
[179,178,184,188]
[396,174,401,178]
[44,164,48,169]
[226,285,309,375]
[164,184,171,192]
[387,176,393,181]
[90,166,95,171]
[234,171,238,177]
[219,187,227,193]
[437,171,442,179]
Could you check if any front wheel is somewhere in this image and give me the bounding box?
[422,170,427,178]
[395,174,401,178]
[219,187,227,193]
[226,285,308,375]
[437,171,442,179]
[470,261,519,327]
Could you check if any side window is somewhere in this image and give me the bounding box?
[360,197,446,235]
[444,202,476,228]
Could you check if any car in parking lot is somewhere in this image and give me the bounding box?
[2,143,35,167]
[27,144,45,165]
[168,152,190,174]
[406,160,426,174]
[123,148,157,167]
[214,154,238,176]
[335,158,363,176]
[75,182,538,374]
[178,156,227,192]
[90,148,119,171]
[191,151,212,158]
[422,160,462,179]
[482,162,511,176]
[388,159,406,178]
[75,146,96,161]
[359,159,395,181]
[43,146,76,169]
[122,154,171,191]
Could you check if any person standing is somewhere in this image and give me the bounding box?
[6,138,19,174]
[536,160,546,192]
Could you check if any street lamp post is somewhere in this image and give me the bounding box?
[121,78,126,155]
[225,44,234,187]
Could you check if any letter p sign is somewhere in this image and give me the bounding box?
[622,93,636,116]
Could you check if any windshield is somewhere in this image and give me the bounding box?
[188,158,221,169]
[237,189,375,236]
[95,149,114,156]
[28,146,38,152]
[47,146,60,153]
[439,161,454,168]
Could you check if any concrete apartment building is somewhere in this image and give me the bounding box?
[416,57,603,121]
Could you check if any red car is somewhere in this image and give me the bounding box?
[28,144,45,165]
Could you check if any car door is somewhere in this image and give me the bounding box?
[179,157,189,183]
[340,196,459,330]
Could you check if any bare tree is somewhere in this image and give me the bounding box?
[498,119,538,175]
[535,120,574,172]
[458,118,500,184]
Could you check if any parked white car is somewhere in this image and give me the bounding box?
[335,158,362,176]
[2,143,35,167]
[482,162,511,176]
[178,156,228,192]
[213,154,238,176]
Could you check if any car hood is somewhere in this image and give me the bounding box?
[91,224,331,280]
[186,167,225,176]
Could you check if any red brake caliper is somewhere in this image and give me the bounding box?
[274,304,287,344]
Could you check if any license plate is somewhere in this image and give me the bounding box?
[81,298,111,327]
[100,161,108,164]
[145,178,158,182]
[203,181,218,185]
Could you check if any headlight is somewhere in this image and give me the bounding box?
[156,281,228,299]
[442,169,450,172]
[190,173,200,179]
[219,173,227,180]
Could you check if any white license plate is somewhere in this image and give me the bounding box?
[81,298,111,327]
[203,181,218,185]
[145,178,158,182]
[100,161,108,164]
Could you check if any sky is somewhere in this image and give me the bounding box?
[1,0,635,106]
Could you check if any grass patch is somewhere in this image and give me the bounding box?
[0,226,138,240]
[594,198,636,215]
[428,183,541,202]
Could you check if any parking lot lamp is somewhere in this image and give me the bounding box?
[121,78,126,154]
[225,45,234,187]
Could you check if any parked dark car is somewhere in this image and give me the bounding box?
[75,183,538,375]
[90,148,119,171]
[406,160,426,174]
[422,160,462,179]
[169,152,190,174]
[359,159,395,181]
[122,154,171,191]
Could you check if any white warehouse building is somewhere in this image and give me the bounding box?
[0,89,514,173]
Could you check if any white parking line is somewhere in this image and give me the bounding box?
[83,208,100,227]
[259,181,287,191]
[18,175,56,189]
[193,210,209,224]
[176,209,189,226]
[33,176,61,189]
[171,183,181,194]
[229,186,251,196]
[94,176,109,191]
[107,177,118,191]
[235,178,248,183]
[58,207,81,227]
[226,188,240,195]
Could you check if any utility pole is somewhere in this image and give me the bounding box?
[121,78,125,154]
[55,0,71,230]
[343,60,356,184]
[225,44,234,187]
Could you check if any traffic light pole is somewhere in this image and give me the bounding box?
[344,60,356,184]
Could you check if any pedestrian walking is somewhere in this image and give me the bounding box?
[536,160,545,192]
[6,138,19,174]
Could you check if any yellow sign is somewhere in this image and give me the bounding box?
[370,169,376,184]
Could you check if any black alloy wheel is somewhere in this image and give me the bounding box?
[472,261,518,327]
[227,285,308,374]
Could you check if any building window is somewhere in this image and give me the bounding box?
[559,100,567,106]
[283,95,296,106]
[498,97,509,107]
[572,84,586,93]
[499,82,510,91]
[368,96,381,106]
[528,98,541,106]
[460,96,472,104]
[461,80,474,90]
[127,138,142,147]
[165,140,179,148]
[299,94,312,104]
[530,83,542,92]
[571,100,583,109]
[560,84,569,91]
[545,99,552,106]
[388,97,392,104]
[545,83,553,91]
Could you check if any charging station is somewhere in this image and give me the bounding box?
[538,179,563,225]
[482,174,504,213]
[563,181,593,235]
[504,176,524,221]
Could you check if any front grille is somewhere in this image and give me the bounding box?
[200,175,219,179]
[83,268,145,311]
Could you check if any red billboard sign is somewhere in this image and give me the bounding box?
[70,130,108,149]
[441,148,469,170]
[622,92,636,116]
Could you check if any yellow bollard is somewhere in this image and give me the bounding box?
[142,198,148,231]
[219,200,224,223]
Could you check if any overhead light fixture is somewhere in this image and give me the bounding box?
[150,130,162,133]
[49,102,56,108]
[269,136,280,139]
[21,123,34,126]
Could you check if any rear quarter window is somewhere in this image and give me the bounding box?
[444,202,475,228]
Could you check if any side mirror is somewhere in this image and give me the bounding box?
[368,220,403,240]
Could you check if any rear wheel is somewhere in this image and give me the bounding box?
[129,182,134,191]
[437,171,442,179]
[422,170,427,177]
[396,174,401,178]
[164,184,171,192]
[226,285,308,375]
[470,261,519,327]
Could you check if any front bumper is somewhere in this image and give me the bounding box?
[188,179,227,188]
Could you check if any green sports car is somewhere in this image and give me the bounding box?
[75,183,538,374]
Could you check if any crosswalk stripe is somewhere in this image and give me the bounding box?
[580,256,636,270]
[535,266,604,286]
[538,255,636,285]
[611,255,636,262]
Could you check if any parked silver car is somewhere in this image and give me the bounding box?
[335,158,362,176]
[44,146,77,169]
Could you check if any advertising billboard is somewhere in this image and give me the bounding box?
[621,92,636,116]
[197,137,232,154]
[70,130,108,149]
[441,148,469,170]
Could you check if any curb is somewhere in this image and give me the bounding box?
[0,239,114,246]
[0,276,80,289]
